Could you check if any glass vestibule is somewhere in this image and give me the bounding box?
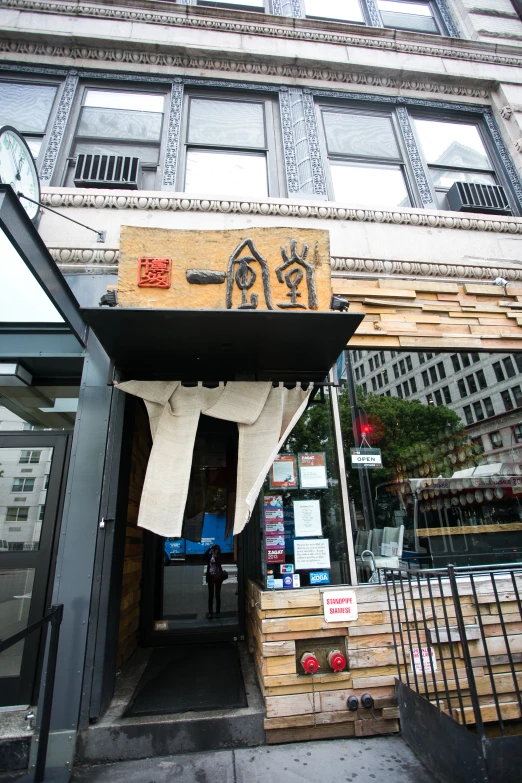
[343,349,522,582]
[258,387,351,590]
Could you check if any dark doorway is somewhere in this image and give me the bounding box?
[141,415,245,646]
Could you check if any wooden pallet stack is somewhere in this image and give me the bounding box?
[246,574,522,743]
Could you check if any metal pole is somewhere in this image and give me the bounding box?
[329,368,358,586]
[344,351,375,531]
[34,605,64,783]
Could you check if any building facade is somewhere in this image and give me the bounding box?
[2,0,522,773]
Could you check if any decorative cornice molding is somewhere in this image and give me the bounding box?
[0,38,491,98]
[3,0,522,69]
[331,257,522,281]
[48,247,522,282]
[40,189,522,235]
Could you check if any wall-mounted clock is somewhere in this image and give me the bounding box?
[0,125,41,222]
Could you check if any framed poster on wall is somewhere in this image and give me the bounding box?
[270,454,298,489]
[298,452,328,489]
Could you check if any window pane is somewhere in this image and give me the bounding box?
[323,112,400,159]
[305,0,365,21]
[185,150,268,198]
[84,90,164,113]
[0,446,53,551]
[25,139,42,160]
[0,569,35,677]
[0,82,57,133]
[77,107,163,142]
[430,169,496,190]
[414,119,491,169]
[199,0,263,5]
[74,141,159,166]
[330,162,410,207]
[379,8,438,33]
[188,99,265,149]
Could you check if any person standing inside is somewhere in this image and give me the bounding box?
[206,544,226,619]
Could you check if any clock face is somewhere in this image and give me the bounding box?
[0,126,41,222]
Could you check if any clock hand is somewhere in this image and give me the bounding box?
[15,155,23,181]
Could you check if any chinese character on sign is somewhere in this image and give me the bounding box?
[137,257,172,288]
[275,240,318,310]
[226,239,273,310]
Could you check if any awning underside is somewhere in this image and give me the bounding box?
[80,308,364,382]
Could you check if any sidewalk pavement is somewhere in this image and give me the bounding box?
[71,737,438,783]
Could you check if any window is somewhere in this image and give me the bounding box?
[406,356,413,372]
[361,382,367,393]
[461,354,471,367]
[493,361,505,382]
[501,389,513,412]
[451,354,460,372]
[399,359,406,374]
[473,401,484,421]
[512,385,522,407]
[5,507,29,522]
[0,80,58,161]
[436,361,446,379]
[442,386,452,404]
[419,353,425,364]
[483,397,495,417]
[355,367,360,381]
[11,478,35,492]
[39,505,45,522]
[380,351,385,364]
[396,385,403,398]
[320,107,411,207]
[422,370,429,387]
[393,364,400,379]
[503,357,516,379]
[472,435,483,450]
[19,450,41,464]
[490,431,503,448]
[372,377,377,391]
[377,374,383,388]
[377,0,442,34]
[476,369,487,390]
[429,366,437,384]
[375,354,381,368]
[383,369,389,384]
[403,381,410,397]
[458,379,467,398]
[426,352,434,360]
[434,389,442,405]
[413,118,500,211]
[514,354,522,373]
[410,377,417,393]
[466,374,478,394]
[44,474,50,490]
[513,424,522,443]
[182,94,278,199]
[304,0,366,23]
[463,405,473,425]
[65,88,166,190]
[471,352,480,363]
[369,357,374,372]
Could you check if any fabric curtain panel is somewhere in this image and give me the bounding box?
[115,380,312,538]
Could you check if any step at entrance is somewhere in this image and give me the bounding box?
[76,644,265,765]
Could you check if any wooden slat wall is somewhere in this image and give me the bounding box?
[246,577,522,743]
[333,278,522,351]
[116,400,151,670]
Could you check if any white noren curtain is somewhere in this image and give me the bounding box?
[115,380,312,537]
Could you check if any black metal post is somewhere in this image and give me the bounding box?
[344,351,375,531]
[447,566,485,739]
[34,605,64,783]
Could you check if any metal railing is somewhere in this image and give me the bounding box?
[383,564,522,739]
[0,604,63,782]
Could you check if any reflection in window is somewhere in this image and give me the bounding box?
[377,0,440,33]
[0,569,35,677]
[305,0,365,22]
[0,81,58,162]
[11,478,35,493]
[67,89,165,190]
[1,447,53,552]
[1,386,80,431]
[322,109,410,207]
[414,118,497,210]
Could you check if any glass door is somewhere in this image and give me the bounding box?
[143,415,243,644]
[0,433,68,706]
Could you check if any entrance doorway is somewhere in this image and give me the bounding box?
[141,414,243,646]
[0,433,68,706]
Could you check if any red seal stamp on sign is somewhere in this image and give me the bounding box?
[137,257,172,288]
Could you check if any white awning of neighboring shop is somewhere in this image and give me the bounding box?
[80,308,364,383]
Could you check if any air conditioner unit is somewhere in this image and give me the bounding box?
[447,181,512,216]
[73,154,141,189]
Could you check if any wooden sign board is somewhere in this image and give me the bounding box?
[118,226,332,311]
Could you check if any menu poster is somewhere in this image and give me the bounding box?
[293,499,322,537]
[298,452,328,489]
[294,538,331,571]
[270,454,298,489]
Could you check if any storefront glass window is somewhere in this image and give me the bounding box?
[343,349,522,581]
[0,386,80,430]
[260,388,350,590]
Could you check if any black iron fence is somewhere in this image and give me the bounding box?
[0,604,63,782]
[383,564,522,737]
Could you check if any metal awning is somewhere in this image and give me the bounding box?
[80,307,365,382]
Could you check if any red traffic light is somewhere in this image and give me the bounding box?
[361,424,372,435]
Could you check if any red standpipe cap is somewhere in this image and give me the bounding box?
[300,652,320,674]
[328,650,347,673]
